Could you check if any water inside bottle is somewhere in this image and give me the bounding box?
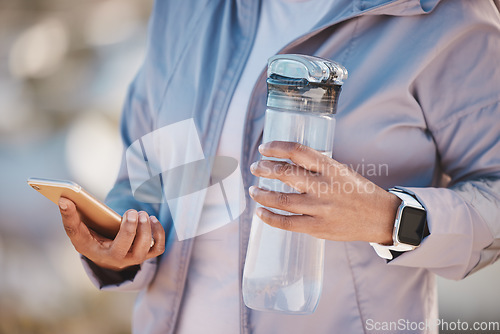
[242,219,325,313]
[242,107,334,314]
[262,108,335,153]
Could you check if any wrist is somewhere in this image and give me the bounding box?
[83,256,141,286]
[372,191,401,245]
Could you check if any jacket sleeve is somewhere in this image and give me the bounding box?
[389,5,500,280]
[81,65,163,291]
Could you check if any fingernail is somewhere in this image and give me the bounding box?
[256,207,264,217]
[250,162,258,171]
[150,216,158,224]
[58,198,67,211]
[127,210,137,223]
[258,144,266,153]
[139,214,148,224]
[249,186,256,197]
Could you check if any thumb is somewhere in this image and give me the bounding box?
[59,197,88,243]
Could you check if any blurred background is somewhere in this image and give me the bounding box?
[0,0,498,333]
[0,0,151,333]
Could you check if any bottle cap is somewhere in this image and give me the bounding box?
[268,54,347,85]
[266,54,347,114]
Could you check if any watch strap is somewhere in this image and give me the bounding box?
[389,188,423,209]
[370,241,415,260]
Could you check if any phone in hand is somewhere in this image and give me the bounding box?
[27,177,122,239]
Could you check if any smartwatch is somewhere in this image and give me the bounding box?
[370,188,428,260]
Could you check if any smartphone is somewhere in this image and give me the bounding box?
[27,177,122,239]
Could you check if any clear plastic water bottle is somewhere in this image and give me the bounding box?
[242,54,347,314]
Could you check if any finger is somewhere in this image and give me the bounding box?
[148,216,166,258]
[110,210,138,258]
[59,197,93,254]
[258,141,331,173]
[250,160,321,193]
[249,186,316,215]
[256,207,318,235]
[128,211,153,261]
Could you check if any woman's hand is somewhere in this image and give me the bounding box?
[58,197,165,271]
[249,141,400,244]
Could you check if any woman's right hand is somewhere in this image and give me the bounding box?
[58,197,165,271]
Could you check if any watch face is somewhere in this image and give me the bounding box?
[397,206,427,246]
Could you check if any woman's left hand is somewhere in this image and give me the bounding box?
[249,141,400,244]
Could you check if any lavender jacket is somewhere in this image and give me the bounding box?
[83,0,500,333]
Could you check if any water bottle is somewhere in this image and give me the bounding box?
[242,54,347,314]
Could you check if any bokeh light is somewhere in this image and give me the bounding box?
[65,111,122,198]
[9,17,69,79]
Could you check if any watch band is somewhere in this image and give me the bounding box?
[370,241,415,259]
[370,188,427,260]
[389,188,423,209]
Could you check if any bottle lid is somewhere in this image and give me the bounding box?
[268,54,347,86]
[266,54,347,114]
